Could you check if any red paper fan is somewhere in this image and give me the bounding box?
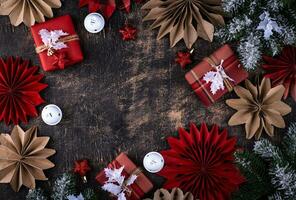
[0,57,47,125]
[159,123,245,200]
[79,0,143,19]
[262,46,296,101]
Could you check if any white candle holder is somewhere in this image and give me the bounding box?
[84,13,105,33]
[143,152,164,173]
[41,104,62,126]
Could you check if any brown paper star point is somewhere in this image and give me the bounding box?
[145,188,194,200]
[226,78,291,140]
[0,125,55,192]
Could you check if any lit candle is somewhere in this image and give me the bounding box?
[41,104,62,126]
[84,13,105,33]
[143,152,164,173]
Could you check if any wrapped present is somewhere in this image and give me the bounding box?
[31,15,83,71]
[96,153,153,200]
[185,44,248,106]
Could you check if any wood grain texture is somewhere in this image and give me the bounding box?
[0,0,295,199]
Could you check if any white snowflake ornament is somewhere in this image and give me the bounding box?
[39,29,69,50]
[203,60,234,95]
[257,12,282,40]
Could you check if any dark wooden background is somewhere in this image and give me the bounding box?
[0,1,295,199]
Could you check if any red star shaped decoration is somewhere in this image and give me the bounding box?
[119,25,137,41]
[175,51,192,69]
[74,160,91,177]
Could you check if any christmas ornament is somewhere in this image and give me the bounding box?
[262,46,296,101]
[226,78,291,139]
[142,0,225,49]
[101,166,138,200]
[31,15,84,71]
[119,24,137,41]
[0,126,55,192]
[256,11,282,40]
[41,104,63,126]
[0,0,61,26]
[79,0,142,20]
[159,122,245,200]
[216,0,296,70]
[84,12,105,33]
[74,159,91,183]
[0,57,47,125]
[175,52,192,69]
[143,152,164,173]
[74,160,91,177]
[144,188,194,200]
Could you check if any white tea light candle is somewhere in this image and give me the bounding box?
[143,152,164,173]
[41,104,62,126]
[84,13,105,33]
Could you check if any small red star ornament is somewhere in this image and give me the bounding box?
[119,24,137,41]
[175,51,192,69]
[74,160,91,177]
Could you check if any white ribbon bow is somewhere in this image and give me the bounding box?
[102,166,138,200]
[203,59,234,95]
[257,11,282,40]
[39,29,69,51]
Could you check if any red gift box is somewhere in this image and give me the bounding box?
[96,153,153,200]
[31,15,83,71]
[185,44,248,106]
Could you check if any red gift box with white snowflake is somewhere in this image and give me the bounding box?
[31,15,83,71]
[185,44,249,106]
[96,153,153,200]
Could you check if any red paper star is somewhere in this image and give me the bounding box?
[262,46,296,101]
[159,123,245,200]
[0,57,47,125]
[74,160,91,177]
[119,25,137,41]
[175,52,192,68]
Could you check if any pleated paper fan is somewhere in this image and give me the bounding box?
[0,0,61,26]
[0,57,47,125]
[159,122,245,200]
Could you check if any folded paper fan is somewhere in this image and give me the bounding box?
[144,188,194,200]
[0,0,62,26]
[0,126,56,192]
[159,123,245,200]
[226,78,291,139]
[142,0,225,49]
[0,57,48,125]
[262,46,296,101]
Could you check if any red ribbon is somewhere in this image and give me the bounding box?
[53,52,69,70]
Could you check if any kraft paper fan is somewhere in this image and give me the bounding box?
[0,126,55,192]
[0,0,61,26]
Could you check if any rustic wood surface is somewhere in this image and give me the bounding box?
[0,1,295,199]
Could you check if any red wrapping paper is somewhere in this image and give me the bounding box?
[31,15,83,71]
[96,153,153,200]
[185,44,248,106]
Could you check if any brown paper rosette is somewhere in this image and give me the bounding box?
[142,0,225,49]
[0,0,61,26]
[0,126,55,192]
[145,188,194,200]
[226,78,291,140]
